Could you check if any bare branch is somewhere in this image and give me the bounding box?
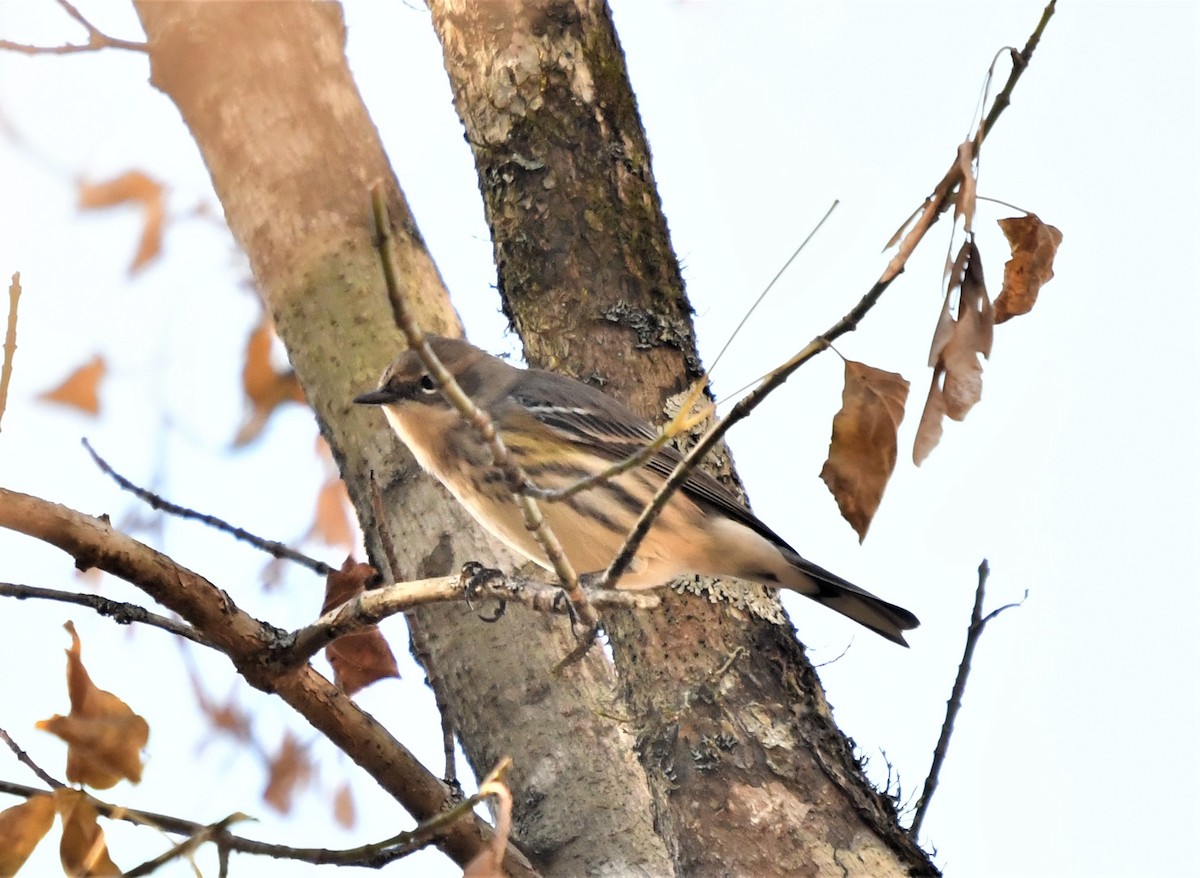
[0,486,536,876]
[0,0,147,55]
[0,727,64,790]
[909,560,1027,837]
[83,438,333,576]
[369,184,600,646]
[599,1,1056,588]
[0,581,212,646]
[281,565,658,668]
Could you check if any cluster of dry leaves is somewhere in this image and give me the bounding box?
[0,557,406,876]
[820,161,1061,541]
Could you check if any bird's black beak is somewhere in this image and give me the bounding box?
[353,389,394,406]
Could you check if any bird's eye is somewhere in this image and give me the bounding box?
[419,374,437,394]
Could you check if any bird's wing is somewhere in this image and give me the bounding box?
[511,370,794,549]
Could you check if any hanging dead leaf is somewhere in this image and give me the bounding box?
[322,558,398,695]
[263,732,313,815]
[78,170,166,274]
[994,214,1063,323]
[38,356,105,416]
[233,318,306,446]
[54,789,120,877]
[820,360,909,541]
[914,240,994,465]
[0,794,55,878]
[309,477,355,550]
[333,782,356,830]
[953,140,978,234]
[37,622,149,789]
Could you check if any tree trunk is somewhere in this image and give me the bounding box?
[132,2,667,874]
[428,1,936,874]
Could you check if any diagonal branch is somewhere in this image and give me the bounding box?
[0,486,537,877]
[0,0,147,55]
[909,560,1027,837]
[82,438,333,576]
[0,581,211,647]
[600,0,1056,588]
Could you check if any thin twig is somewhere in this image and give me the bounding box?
[0,778,451,868]
[909,560,1027,837]
[280,568,658,667]
[709,199,839,372]
[82,438,333,576]
[369,183,600,646]
[0,0,147,55]
[0,581,213,647]
[0,273,20,432]
[0,728,64,790]
[598,1,1055,589]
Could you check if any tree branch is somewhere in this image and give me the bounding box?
[82,438,333,576]
[909,560,1027,837]
[0,581,212,646]
[0,486,536,877]
[599,0,1056,588]
[0,0,147,55]
[280,565,658,668]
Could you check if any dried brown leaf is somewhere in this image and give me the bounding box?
[820,361,909,541]
[38,356,105,416]
[78,170,166,274]
[234,319,306,446]
[54,789,120,877]
[333,782,356,830]
[309,478,354,550]
[37,622,149,789]
[0,795,55,878]
[263,732,312,815]
[322,559,398,695]
[914,240,994,464]
[994,214,1063,323]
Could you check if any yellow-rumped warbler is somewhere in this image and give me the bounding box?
[355,336,918,645]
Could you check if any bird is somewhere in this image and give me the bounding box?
[354,336,919,645]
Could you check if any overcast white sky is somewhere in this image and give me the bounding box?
[1,2,1197,877]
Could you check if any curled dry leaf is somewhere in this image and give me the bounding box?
[994,214,1063,323]
[54,789,121,877]
[914,240,994,465]
[37,622,149,789]
[954,140,978,234]
[322,558,399,695]
[0,794,55,878]
[38,356,106,416]
[234,318,306,446]
[263,732,313,815]
[78,170,166,274]
[820,360,910,542]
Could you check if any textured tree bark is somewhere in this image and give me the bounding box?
[429,1,937,875]
[131,2,667,875]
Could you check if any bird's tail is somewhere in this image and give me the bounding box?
[777,548,919,647]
